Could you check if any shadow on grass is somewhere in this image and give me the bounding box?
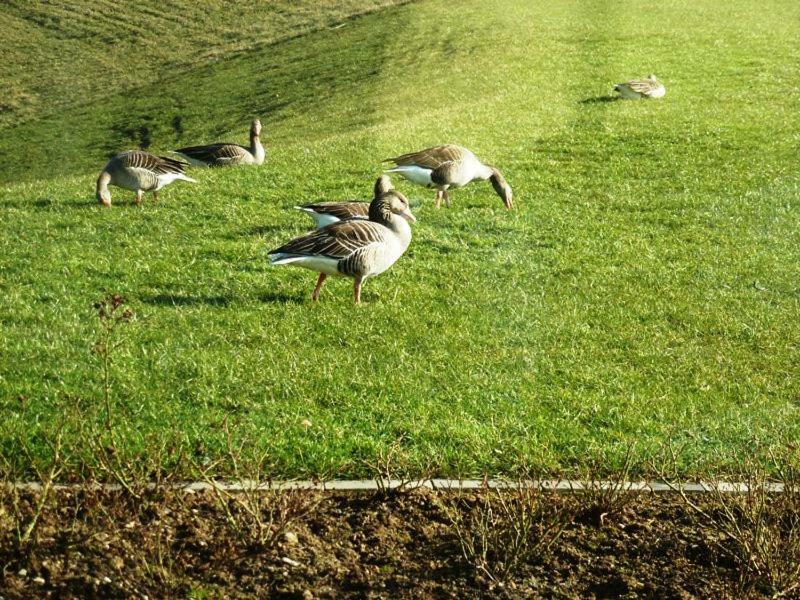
[0,197,98,209]
[142,294,232,307]
[579,95,619,104]
[246,224,292,236]
[257,291,304,304]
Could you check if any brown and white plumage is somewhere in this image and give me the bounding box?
[269,176,415,304]
[294,201,370,228]
[173,119,265,167]
[613,74,666,99]
[384,144,513,209]
[95,150,195,207]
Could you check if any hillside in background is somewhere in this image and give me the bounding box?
[0,0,404,182]
[0,0,798,478]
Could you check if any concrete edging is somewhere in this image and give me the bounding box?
[6,479,786,493]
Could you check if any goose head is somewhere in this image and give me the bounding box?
[488,167,513,209]
[647,74,658,82]
[370,176,416,224]
[96,171,112,207]
[250,119,262,138]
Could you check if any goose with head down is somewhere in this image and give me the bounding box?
[383,144,513,209]
[613,74,666,99]
[95,150,195,207]
[173,119,265,167]
[269,176,415,304]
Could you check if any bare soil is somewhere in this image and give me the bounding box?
[1,487,797,599]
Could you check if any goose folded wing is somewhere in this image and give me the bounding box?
[272,220,386,259]
[176,143,248,164]
[384,144,465,168]
[119,151,187,175]
[627,80,658,94]
[301,202,370,220]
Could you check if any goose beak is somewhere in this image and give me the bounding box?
[503,190,514,210]
[489,170,513,210]
[401,208,417,223]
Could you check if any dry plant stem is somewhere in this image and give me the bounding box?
[188,419,320,548]
[445,484,571,585]
[362,435,433,495]
[14,421,66,548]
[661,443,800,597]
[92,294,134,430]
[574,443,641,526]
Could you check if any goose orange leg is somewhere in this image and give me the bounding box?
[443,189,451,207]
[434,189,443,209]
[312,273,327,301]
[353,276,364,304]
[134,190,143,205]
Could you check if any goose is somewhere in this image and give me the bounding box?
[172,119,265,167]
[294,201,370,228]
[383,144,513,209]
[613,75,666,99]
[269,176,415,304]
[95,150,195,207]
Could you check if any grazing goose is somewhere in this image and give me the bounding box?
[173,119,265,167]
[384,144,513,209]
[294,201,370,228]
[95,150,195,207]
[269,176,415,304]
[613,74,666,99]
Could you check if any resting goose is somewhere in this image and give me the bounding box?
[384,144,513,209]
[173,119,265,167]
[269,176,415,304]
[613,75,666,99]
[294,201,370,228]
[95,150,195,207]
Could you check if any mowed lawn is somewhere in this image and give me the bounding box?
[1,0,798,478]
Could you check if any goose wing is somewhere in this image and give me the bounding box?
[623,79,660,94]
[174,142,250,165]
[270,220,387,260]
[383,144,468,169]
[298,201,370,221]
[117,151,188,175]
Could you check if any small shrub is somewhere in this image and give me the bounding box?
[443,484,571,586]
[672,449,800,597]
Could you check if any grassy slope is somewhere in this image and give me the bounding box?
[1,0,798,478]
[0,0,401,126]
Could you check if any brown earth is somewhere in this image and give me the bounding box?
[1,487,797,599]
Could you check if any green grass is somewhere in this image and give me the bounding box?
[1,0,799,479]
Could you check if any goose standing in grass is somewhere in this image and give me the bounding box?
[269,176,415,304]
[613,75,666,99]
[172,119,265,167]
[95,150,195,207]
[383,144,513,209]
[294,201,370,228]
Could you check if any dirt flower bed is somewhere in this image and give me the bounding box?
[1,486,799,599]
